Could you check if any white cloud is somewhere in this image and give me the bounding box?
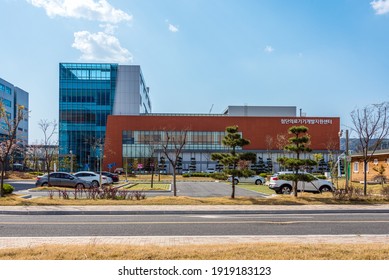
[371,0,389,15]
[72,30,133,63]
[168,23,179,32]
[99,23,117,34]
[27,0,132,23]
[264,45,274,53]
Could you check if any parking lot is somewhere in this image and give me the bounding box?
[9,180,270,198]
[139,181,269,198]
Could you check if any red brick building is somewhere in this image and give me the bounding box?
[103,114,340,173]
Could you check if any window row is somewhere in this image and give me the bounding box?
[0,83,12,95]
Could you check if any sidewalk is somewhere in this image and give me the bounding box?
[1,235,388,249]
[1,204,389,215]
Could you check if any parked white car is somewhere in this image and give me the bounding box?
[227,175,266,185]
[269,171,334,194]
[73,171,112,187]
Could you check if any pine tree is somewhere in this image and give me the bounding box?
[277,126,316,197]
[211,126,250,199]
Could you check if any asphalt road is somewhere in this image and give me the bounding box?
[1,212,388,237]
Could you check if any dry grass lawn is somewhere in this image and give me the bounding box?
[1,243,389,260]
[1,192,389,206]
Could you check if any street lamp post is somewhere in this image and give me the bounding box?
[345,129,349,190]
[99,145,102,187]
[70,150,73,173]
[339,129,350,190]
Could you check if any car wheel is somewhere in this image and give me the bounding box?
[233,179,239,185]
[76,183,84,189]
[91,180,100,188]
[280,185,292,194]
[255,179,262,185]
[41,182,48,187]
[319,185,332,193]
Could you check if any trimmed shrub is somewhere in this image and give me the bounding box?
[316,175,327,179]
[259,173,268,178]
[211,173,228,180]
[185,172,211,178]
[3,184,14,194]
[29,172,44,176]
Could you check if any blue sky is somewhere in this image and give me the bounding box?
[1,0,389,143]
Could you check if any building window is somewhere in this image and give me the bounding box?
[5,87,11,94]
[353,162,359,173]
[1,98,11,107]
[0,84,4,92]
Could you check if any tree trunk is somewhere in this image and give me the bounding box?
[151,164,154,189]
[293,167,299,197]
[231,175,235,199]
[231,157,236,199]
[363,159,368,196]
[0,162,4,197]
[47,161,51,187]
[173,167,177,196]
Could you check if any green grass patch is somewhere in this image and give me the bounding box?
[236,183,275,195]
[30,186,75,192]
[123,183,170,191]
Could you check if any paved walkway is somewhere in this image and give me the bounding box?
[1,235,388,249]
[1,204,389,248]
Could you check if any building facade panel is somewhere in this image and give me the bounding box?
[103,115,340,172]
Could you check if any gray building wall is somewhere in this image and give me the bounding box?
[112,65,151,115]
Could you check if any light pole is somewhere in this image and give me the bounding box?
[70,150,73,173]
[339,129,350,189]
[345,129,349,190]
[99,145,103,187]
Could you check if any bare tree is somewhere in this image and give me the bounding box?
[161,130,188,196]
[351,103,389,195]
[39,120,58,187]
[265,135,273,158]
[85,137,104,171]
[325,137,339,186]
[25,142,41,171]
[0,103,25,197]
[146,140,160,189]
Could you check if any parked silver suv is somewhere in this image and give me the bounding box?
[269,171,334,194]
[35,172,91,188]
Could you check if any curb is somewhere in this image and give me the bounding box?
[2,208,389,215]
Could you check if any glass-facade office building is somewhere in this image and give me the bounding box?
[59,63,151,171]
[0,77,29,146]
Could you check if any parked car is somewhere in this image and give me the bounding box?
[181,169,190,174]
[35,172,91,188]
[114,168,124,174]
[269,171,335,194]
[206,168,215,173]
[102,171,119,183]
[227,175,266,185]
[73,171,111,187]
